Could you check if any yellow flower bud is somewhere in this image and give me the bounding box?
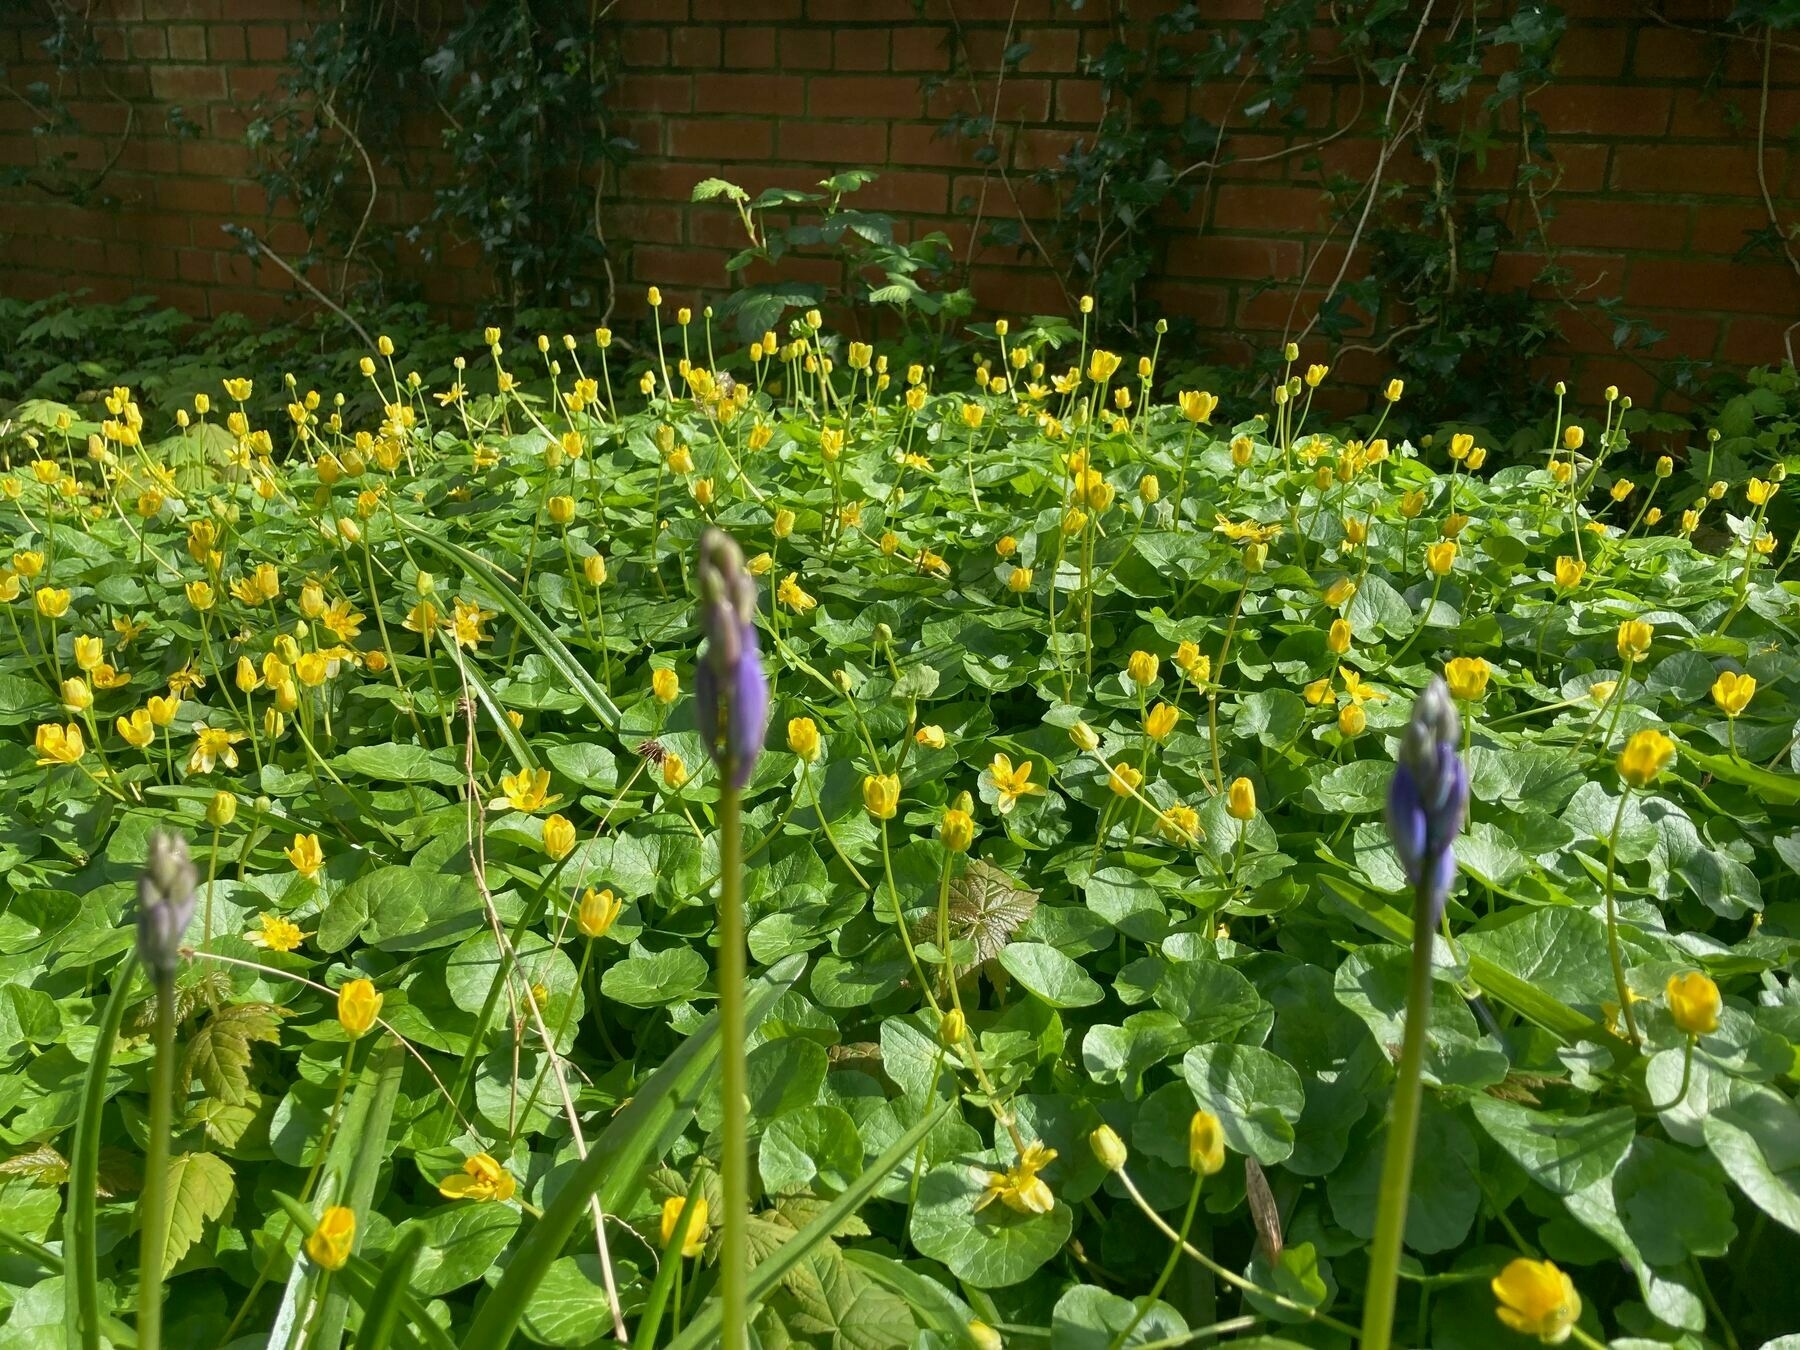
[1664,971,1721,1036]
[337,978,382,1038]
[1189,1109,1226,1174]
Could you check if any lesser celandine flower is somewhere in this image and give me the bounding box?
[977,1141,1057,1215]
[916,724,945,749]
[661,1195,709,1257]
[1617,619,1652,662]
[35,720,85,766]
[651,668,679,703]
[985,753,1044,813]
[35,586,70,618]
[305,1206,356,1270]
[1339,704,1367,736]
[1178,389,1217,423]
[117,709,155,749]
[1617,729,1675,788]
[286,832,324,879]
[1444,656,1490,701]
[1158,803,1200,844]
[1226,776,1256,821]
[1491,1258,1581,1344]
[1665,971,1721,1036]
[1425,540,1456,576]
[787,717,821,762]
[577,887,622,939]
[863,773,900,820]
[440,1152,516,1203]
[499,767,558,813]
[1554,556,1585,589]
[543,814,576,859]
[246,913,308,953]
[1188,1108,1227,1175]
[940,805,975,853]
[337,978,381,1038]
[1712,669,1755,717]
[1144,703,1178,741]
[1327,618,1353,655]
[207,791,237,828]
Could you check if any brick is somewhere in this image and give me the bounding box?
[833,29,889,71]
[156,175,234,213]
[244,25,290,62]
[1721,315,1800,366]
[1139,280,1231,328]
[666,118,775,160]
[809,75,922,119]
[1689,203,1781,256]
[1545,197,1689,252]
[1611,143,1778,195]
[208,23,247,62]
[892,26,951,72]
[1011,126,1078,171]
[778,119,886,163]
[1533,83,1671,137]
[1054,78,1106,125]
[1632,27,1718,80]
[670,27,721,67]
[1626,258,1798,316]
[1165,235,1305,281]
[631,243,732,288]
[1553,24,1630,78]
[724,27,776,68]
[615,75,693,114]
[616,26,667,66]
[167,24,208,61]
[889,119,994,167]
[693,0,800,17]
[806,0,915,17]
[695,73,804,116]
[1670,86,1800,139]
[179,140,252,177]
[781,28,833,71]
[127,25,169,60]
[1212,184,1327,233]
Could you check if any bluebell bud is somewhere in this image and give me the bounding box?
[1386,677,1465,916]
[136,830,197,986]
[694,528,769,790]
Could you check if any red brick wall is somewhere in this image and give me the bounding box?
[2,0,1797,406]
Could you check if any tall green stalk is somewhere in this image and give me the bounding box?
[1359,879,1436,1350]
[718,783,748,1350]
[137,977,176,1350]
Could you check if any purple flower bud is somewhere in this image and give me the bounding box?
[136,830,197,985]
[694,528,769,790]
[1386,677,1466,917]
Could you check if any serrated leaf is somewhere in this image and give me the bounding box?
[0,1144,66,1186]
[184,1002,285,1106]
[160,1152,234,1274]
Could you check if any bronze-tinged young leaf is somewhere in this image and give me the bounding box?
[184,1002,288,1106]
[0,1144,68,1186]
[96,1146,141,1198]
[135,967,232,1031]
[916,859,1039,976]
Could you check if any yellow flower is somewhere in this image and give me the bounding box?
[1304,677,1332,706]
[1449,432,1474,462]
[1226,776,1256,821]
[35,587,70,619]
[305,1206,355,1270]
[662,752,689,789]
[335,978,382,1040]
[1326,617,1352,655]
[500,768,558,813]
[185,580,215,612]
[787,717,821,762]
[778,573,818,614]
[1178,389,1218,423]
[651,668,679,703]
[13,550,44,579]
[1444,656,1491,701]
[1748,478,1776,506]
[223,377,253,403]
[1324,578,1356,608]
[1617,619,1652,663]
[577,888,622,939]
[147,694,180,726]
[61,676,92,713]
[916,724,946,749]
[1384,378,1404,402]
[295,652,331,687]
[1158,803,1201,844]
[1305,363,1328,388]
[187,723,244,775]
[1425,540,1457,576]
[246,913,309,953]
[1007,566,1033,593]
[1491,1257,1581,1344]
[286,832,325,879]
[863,773,901,820]
[449,598,494,649]
[1711,670,1756,717]
[960,402,985,431]
[1144,703,1178,742]
[72,634,103,672]
[1589,681,1617,706]
[234,656,262,694]
[1338,702,1366,736]
[985,753,1044,814]
[1087,350,1121,383]
[1175,641,1211,683]
[1610,479,1635,503]
[1441,513,1470,538]
[994,535,1018,558]
[1339,668,1387,704]
[1189,1109,1227,1175]
[1553,556,1585,590]
[1617,728,1675,788]
[976,1141,1058,1215]
[1127,650,1159,687]
[207,791,237,827]
[661,1195,709,1257]
[116,708,155,750]
[1107,762,1143,797]
[543,814,577,860]
[1665,971,1721,1036]
[1399,489,1425,519]
[940,807,975,853]
[1231,435,1253,467]
[439,1152,516,1204]
[34,721,85,765]
[583,553,608,586]
[1138,473,1160,504]
[1549,459,1574,484]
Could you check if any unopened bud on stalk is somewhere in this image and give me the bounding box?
[694,529,769,791]
[1069,721,1100,752]
[1090,1124,1128,1173]
[1386,678,1467,918]
[136,831,197,985]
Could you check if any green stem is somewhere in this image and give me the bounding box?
[1603,787,1642,1047]
[137,979,177,1350]
[718,785,748,1350]
[1359,880,1438,1350]
[1109,1175,1202,1350]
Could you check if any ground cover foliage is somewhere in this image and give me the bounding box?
[0,307,1798,1348]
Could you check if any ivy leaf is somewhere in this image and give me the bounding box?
[159,1152,235,1274]
[184,1002,286,1106]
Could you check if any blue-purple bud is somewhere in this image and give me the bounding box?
[1386,677,1466,915]
[694,528,769,790]
[136,830,197,986]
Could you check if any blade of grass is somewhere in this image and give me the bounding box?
[841,1249,985,1348]
[661,1098,955,1350]
[350,1227,428,1350]
[459,953,805,1350]
[396,519,622,730]
[315,1040,409,1350]
[454,648,538,771]
[64,955,137,1350]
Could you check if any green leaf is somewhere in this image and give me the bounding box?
[759,1105,862,1196]
[1328,1102,1479,1254]
[341,742,466,785]
[1703,1090,1800,1235]
[1049,1283,1187,1348]
[1469,1097,1636,1196]
[997,942,1104,1008]
[599,945,709,1007]
[1180,1043,1305,1165]
[184,1001,284,1106]
[318,865,485,953]
[159,1152,234,1274]
[909,1163,1074,1288]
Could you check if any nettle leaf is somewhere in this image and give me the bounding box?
[184,1002,287,1106]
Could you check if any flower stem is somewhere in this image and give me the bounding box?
[1603,786,1642,1047]
[136,979,176,1350]
[717,783,748,1350]
[1109,1174,1201,1350]
[1359,880,1438,1350]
